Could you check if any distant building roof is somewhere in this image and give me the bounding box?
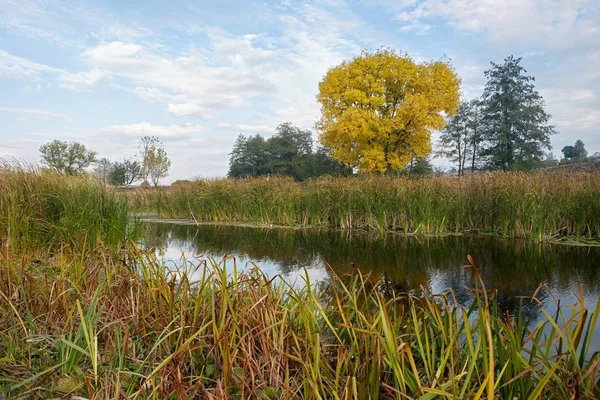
[591,152,600,159]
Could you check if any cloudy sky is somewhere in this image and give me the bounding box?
[1,0,598,181]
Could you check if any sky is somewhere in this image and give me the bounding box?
[0,0,598,182]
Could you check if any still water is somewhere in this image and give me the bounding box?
[140,221,600,317]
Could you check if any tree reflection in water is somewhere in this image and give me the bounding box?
[140,221,600,323]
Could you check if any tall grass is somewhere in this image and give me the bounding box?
[1,246,598,398]
[0,163,132,250]
[129,170,600,241]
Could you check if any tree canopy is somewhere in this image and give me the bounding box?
[317,48,460,173]
[437,100,484,175]
[39,140,97,175]
[108,159,142,187]
[138,136,171,187]
[481,56,555,170]
[562,139,588,161]
[228,123,350,180]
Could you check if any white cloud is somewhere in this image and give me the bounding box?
[389,0,598,50]
[217,123,276,134]
[77,41,277,115]
[568,90,597,103]
[59,69,107,90]
[109,122,203,139]
[83,42,143,63]
[398,21,431,34]
[167,103,207,118]
[100,23,151,41]
[0,50,63,79]
[211,33,276,67]
[0,107,71,121]
[0,138,44,159]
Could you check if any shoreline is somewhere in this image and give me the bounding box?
[136,216,600,247]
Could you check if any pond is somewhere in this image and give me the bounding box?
[140,220,600,314]
[140,220,600,350]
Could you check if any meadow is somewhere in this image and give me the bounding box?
[1,166,600,398]
[129,170,600,242]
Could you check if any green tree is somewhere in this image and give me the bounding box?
[108,159,141,187]
[561,145,576,160]
[138,136,171,186]
[228,134,269,178]
[407,156,433,176]
[573,139,588,159]
[228,123,351,180]
[309,147,352,177]
[481,56,555,170]
[467,99,485,172]
[317,48,460,173]
[39,140,97,175]
[437,99,486,175]
[94,157,112,184]
[561,139,588,163]
[437,101,471,175]
[266,123,313,180]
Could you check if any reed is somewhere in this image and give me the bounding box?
[0,163,132,250]
[1,244,598,399]
[129,170,600,241]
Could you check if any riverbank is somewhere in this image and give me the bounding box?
[127,171,600,242]
[2,243,598,398]
[137,216,600,247]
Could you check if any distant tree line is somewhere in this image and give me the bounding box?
[228,123,351,180]
[39,136,171,187]
[561,140,589,163]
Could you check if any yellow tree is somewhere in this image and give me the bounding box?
[317,49,460,173]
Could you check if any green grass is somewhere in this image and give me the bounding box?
[129,170,600,241]
[0,163,133,251]
[1,245,598,399]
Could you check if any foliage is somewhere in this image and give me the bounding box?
[229,134,270,177]
[310,147,353,177]
[407,156,433,176]
[138,136,171,187]
[437,102,470,175]
[128,171,600,241]
[574,139,588,159]
[562,139,588,162]
[39,140,97,175]
[1,244,598,398]
[481,56,555,170]
[437,99,484,174]
[93,157,112,184]
[317,48,460,173]
[108,159,142,188]
[228,123,351,180]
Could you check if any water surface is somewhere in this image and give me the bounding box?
[141,221,600,313]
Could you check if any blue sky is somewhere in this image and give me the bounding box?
[1,0,598,181]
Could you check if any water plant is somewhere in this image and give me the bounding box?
[0,162,132,250]
[129,170,600,241]
[1,244,598,398]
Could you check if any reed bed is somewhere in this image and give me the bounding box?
[1,243,599,399]
[128,170,600,241]
[0,163,131,250]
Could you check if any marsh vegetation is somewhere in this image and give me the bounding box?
[1,166,600,398]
